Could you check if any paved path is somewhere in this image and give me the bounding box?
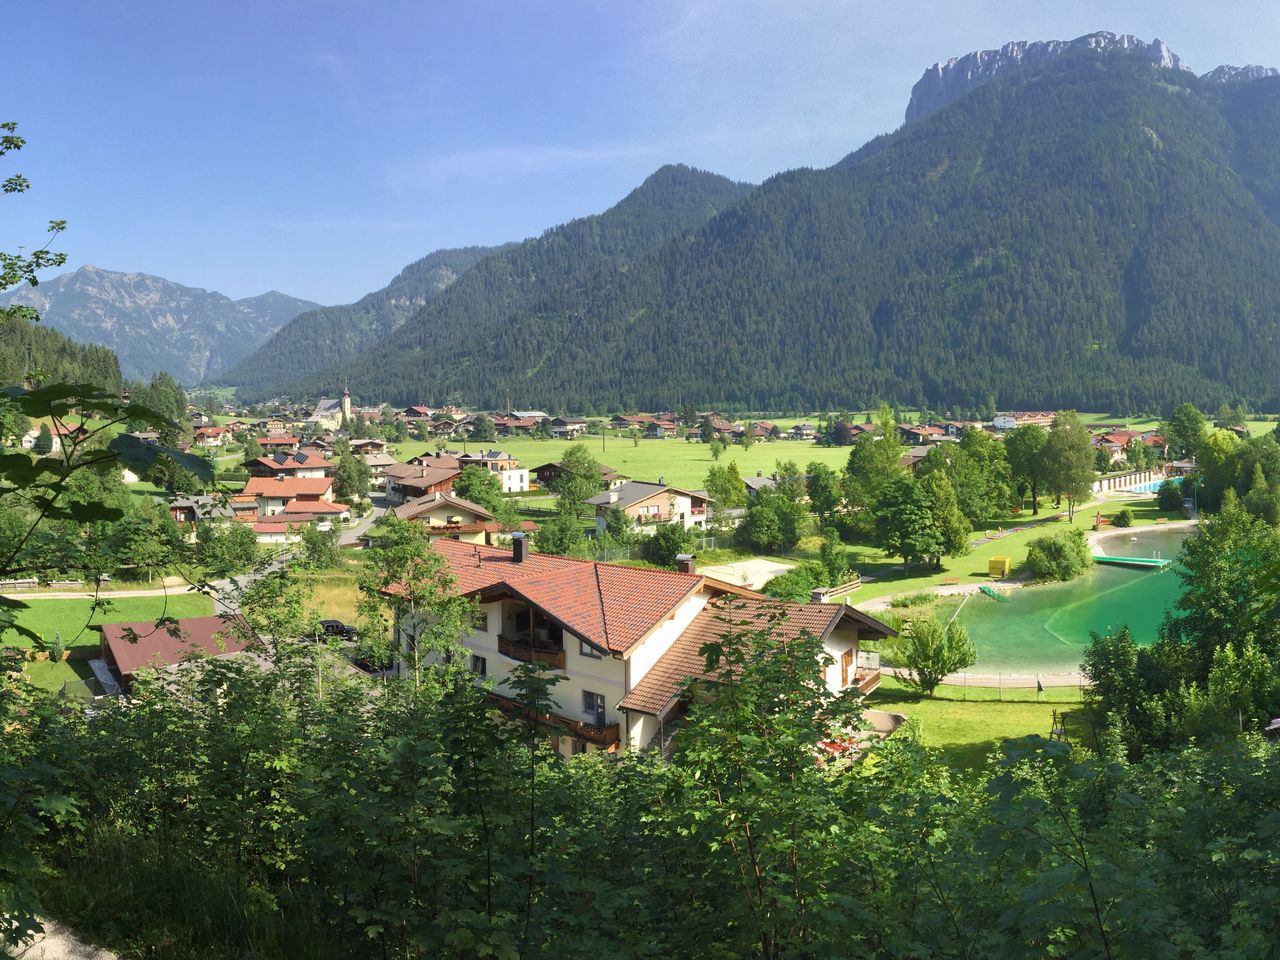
[340,493,387,545]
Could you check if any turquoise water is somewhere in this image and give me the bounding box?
[955,529,1188,673]
[1126,477,1182,494]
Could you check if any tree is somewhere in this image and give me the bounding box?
[735,488,805,553]
[242,436,263,461]
[1164,402,1207,460]
[773,460,805,505]
[333,452,371,504]
[356,516,475,688]
[1157,478,1184,512]
[708,437,726,460]
[470,414,497,441]
[704,462,745,516]
[805,462,842,521]
[198,521,258,575]
[296,523,341,570]
[1004,423,1048,514]
[844,403,904,512]
[534,500,588,557]
[30,423,52,455]
[454,464,503,512]
[874,475,942,567]
[898,616,976,696]
[639,522,693,568]
[918,470,970,566]
[1042,411,1094,520]
[1024,529,1091,581]
[550,443,601,518]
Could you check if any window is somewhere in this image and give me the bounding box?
[580,639,602,659]
[582,690,606,726]
[474,612,489,632]
[469,655,487,678]
[571,739,587,755]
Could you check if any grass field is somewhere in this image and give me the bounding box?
[5,593,216,650]
[294,565,364,624]
[867,676,1090,769]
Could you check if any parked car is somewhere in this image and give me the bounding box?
[312,620,357,640]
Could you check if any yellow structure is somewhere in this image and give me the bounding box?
[988,556,1011,578]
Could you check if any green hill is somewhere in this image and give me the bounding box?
[276,48,1280,414]
[0,308,123,393]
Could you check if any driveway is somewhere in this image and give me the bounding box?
[340,493,388,546]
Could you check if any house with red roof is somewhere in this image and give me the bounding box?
[245,451,335,479]
[242,475,335,517]
[259,434,301,454]
[96,614,257,688]
[194,425,227,448]
[398,538,895,755]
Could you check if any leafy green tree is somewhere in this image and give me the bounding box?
[735,488,804,553]
[918,470,971,566]
[1004,423,1048,514]
[534,500,588,557]
[703,462,745,517]
[844,403,904,513]
[1043,411,1094,520]
[296,523,341,570]
[773,460,805,504]
[708,437,726,460]
[1196,428,1243,511]
[333,452,371,504]
[549,443,601,518]
[804,462,842,521]
[1157,478,1184,511]
[1164,402,1207,460]
[30,423,52,455]
[242,436,263,461]
[198,521,258,575]
[898,616,976,696]
[874,475,942,567]
[470,414,497,441]
[1024,528,1092,581]
[454,464,503,512]
[639,522,693,568]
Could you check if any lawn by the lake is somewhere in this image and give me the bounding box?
[867,676,1090,770]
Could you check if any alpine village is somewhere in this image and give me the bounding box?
[4,15,1280,960]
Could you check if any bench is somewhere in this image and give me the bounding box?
[941,577,961,586]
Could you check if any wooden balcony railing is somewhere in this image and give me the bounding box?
[498,634,565,670]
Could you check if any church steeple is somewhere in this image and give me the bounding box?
[341,383,352,422]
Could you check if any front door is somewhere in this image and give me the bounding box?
[841,648,854,688]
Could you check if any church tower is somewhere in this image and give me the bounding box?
[341,386,352,422]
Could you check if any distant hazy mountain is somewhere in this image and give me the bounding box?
[218,246,506,393]
[0,266,321,383]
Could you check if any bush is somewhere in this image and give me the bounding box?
[1025,529,1092,582]
[897,616,976,696]
[762,562,827,602]
[1157,479,1184,512]
[889,591,936,609]
[1112,508,1134,528]
[639,523,694,568]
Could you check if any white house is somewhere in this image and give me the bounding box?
[585,480,711,535]
[395,538,894,757]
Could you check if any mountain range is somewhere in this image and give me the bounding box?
[220,32,1280,414]
[0,266,320,384]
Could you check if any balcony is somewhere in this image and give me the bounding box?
[498,634,565,670]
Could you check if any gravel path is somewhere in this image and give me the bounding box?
[13,921,120,960]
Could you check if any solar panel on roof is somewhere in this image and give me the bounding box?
[295,452,308,463]
[273,453,288,464]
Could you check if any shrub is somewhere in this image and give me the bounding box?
[1112,508,1134,528]
[889,592,936,609]
[638,523,694,568]
[897,616,977,696]
[762,562,827,602]
[1157,479,1184,512]
[1025,529,1092,582]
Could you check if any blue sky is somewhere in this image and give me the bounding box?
[8,0,1279,304]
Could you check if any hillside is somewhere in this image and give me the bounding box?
[238,163,756,403]
[293,40,1280,414]
[0,308,123,394]
[219,246,503,394]
[0,266,320,384]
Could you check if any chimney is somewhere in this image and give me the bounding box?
[675,554,695,575]
[756,470,763,477]
[511,531,529,563]
[810,588,827,604]
[608,490,619,504]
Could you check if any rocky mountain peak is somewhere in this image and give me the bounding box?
[905,31,1188,123]
[1201,64,1280,84]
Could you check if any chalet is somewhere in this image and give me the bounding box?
[259,435,301,454]
[393,491,497,544]
[402,405,435,419]
[348,438,388,455]
[383,462,460,504]
[898,424,946,446]
[611,414,656,430]
[189,412,214,428]
[407,451,464,470]
[993,411,1056,430]
[97,614,257,689]
[585,480,711,534]
[549,417,588,439]
[20,429,60,454]
[245,451,334,479]
[397,540,895,755]
[253,417,287,433]
[168,496,234,531]
[898,446,932,472]
[242,475,335,516]
[194,425,226,448]
[511,410,549,420]
[363,452,399,490]
[789,423,816,441]
[531,461,628,491]
[492,415,540,436]
[645,419,678,439]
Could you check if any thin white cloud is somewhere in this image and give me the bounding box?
[387,142,665,190]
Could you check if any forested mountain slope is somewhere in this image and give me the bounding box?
[246,164,756,403]
[0,266,318,384]
[220,245,503,393]
[286,47,1280,413]
[0,310,123,394]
